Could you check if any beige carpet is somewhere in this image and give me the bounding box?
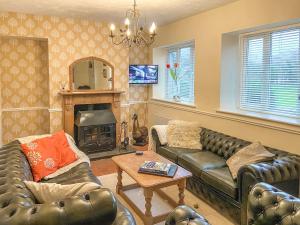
[98,173,234,225]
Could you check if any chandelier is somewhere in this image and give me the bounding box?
[109,0,157,47]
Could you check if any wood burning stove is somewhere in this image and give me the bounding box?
[74,109,116,154]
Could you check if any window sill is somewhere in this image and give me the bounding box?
[150,98,196,108]
[217,109,300,127]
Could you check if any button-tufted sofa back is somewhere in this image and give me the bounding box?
[247,182,300,225]
[200,128,294,160]
[0,140,36,209]
[200,128,251,159]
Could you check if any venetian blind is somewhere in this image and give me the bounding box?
[240,26,300,118]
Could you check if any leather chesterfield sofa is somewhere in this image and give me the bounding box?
[152,127,300,225]
[0,140,136,225]
[165,205,211,225]
[165,182,300,225]
[247,182,299,225]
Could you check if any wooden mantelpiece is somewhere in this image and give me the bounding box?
[59,90,124,96]
[59,90,124,145]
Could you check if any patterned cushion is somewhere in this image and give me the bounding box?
[167,120,202,149]
[52,131,77,168]
[21,136,60,181]
[21,131,77,181]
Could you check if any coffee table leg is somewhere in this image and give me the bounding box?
[178,179,186,205]
[144,188,153,225]
[116,166,123,194]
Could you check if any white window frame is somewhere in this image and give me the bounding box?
[165,41,195,104]
[238,24,300,119]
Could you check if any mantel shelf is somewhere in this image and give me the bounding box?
[59,90,124,96]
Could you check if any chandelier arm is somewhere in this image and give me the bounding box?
[139,31,155,46]
[111,36,128,46]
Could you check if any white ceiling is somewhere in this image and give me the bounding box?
[0,0,237,26]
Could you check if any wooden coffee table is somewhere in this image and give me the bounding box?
[112,151,192,225]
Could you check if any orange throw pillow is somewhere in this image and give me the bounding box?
[52,130,77,168]
[21,131,78,181]
[21,137,60,182]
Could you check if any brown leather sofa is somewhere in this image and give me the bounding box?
[0,140,136,225]
[165,182,300,225]
[152,127,300,225]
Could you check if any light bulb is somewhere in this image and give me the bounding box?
[110,24,115,31]
[126,29,131,36]
[149,22,156,33]
[124,18,130,26]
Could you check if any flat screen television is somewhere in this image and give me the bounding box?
[129,64,158,84]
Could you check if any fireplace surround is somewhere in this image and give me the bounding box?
[60,90,123,146]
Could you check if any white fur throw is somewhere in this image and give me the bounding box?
[148,125,168,151]
[167,120,202,149]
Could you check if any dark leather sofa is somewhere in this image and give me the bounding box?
[165,182,300,225]
[0,140,136,225]
[152,127,300,225]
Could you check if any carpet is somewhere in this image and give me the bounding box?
[98,173,234,225]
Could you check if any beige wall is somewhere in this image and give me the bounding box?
[149,0,300,155]
[0,12,150,144]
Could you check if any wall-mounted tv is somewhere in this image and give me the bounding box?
[129,65,158,84]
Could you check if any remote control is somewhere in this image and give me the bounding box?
[135,151,144,155]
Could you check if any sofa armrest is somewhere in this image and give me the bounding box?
[238,156,299,185]
[238,156,300,225]
[165,205,211,225]
[112,200,136,225]
[247,182,300,225]
[0,188,118,225]
[151,128,162,148]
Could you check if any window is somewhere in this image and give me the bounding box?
[165,42,195,103]
[240,26,300,118]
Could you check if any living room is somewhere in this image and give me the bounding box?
[0,0,299,225]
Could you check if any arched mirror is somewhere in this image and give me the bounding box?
[70,57,114,91]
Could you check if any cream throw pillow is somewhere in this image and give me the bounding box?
[167,120,202,149]
[226,142,275,179]
[24,181,101,203]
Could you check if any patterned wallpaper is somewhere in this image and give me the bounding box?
[2,110,49,143]
[0,12,150,144]
[128,45,150,132]
[0,37,50,144]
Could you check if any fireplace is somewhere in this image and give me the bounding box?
[60,90,135,159]
[74,104,116,155]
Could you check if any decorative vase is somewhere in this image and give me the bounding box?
[173,81,181,102]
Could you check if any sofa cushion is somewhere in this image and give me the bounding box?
[52,131,78,168]
[24,181,101,203]
[42,162,101,185]
[157,146,199,163]
[178,151,226,177]
[167,120,202,149]
[226,142,275,179]
[201,167,237,199]
[21,136,60,181]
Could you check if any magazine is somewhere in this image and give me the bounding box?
[138,161,178,177]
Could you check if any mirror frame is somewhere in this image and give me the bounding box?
[69,56,114,91]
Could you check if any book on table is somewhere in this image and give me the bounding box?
[138,161,178,177]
